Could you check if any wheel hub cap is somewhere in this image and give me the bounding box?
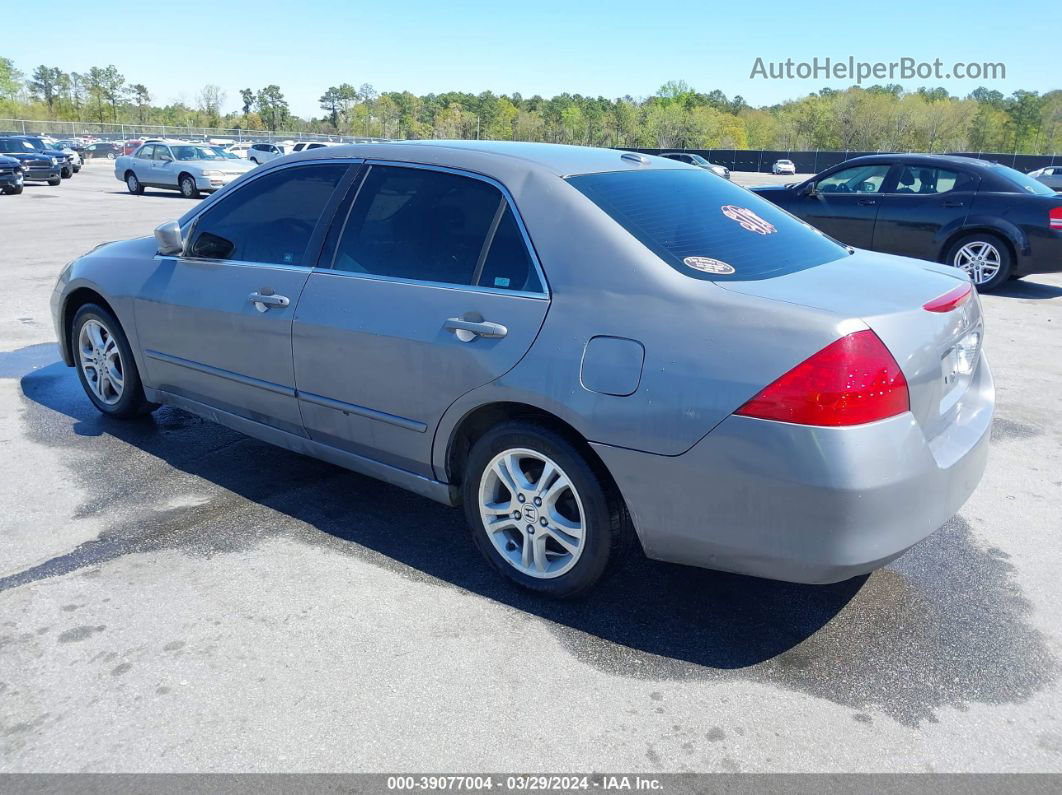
[479,448,586,579]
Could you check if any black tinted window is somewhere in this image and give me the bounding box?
[568,169,848,282]
[477,206,542,292]
[188,163,346,264]
[334,166,504,286]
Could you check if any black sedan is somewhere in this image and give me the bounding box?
[659,151,730,179]
[0,154,23,194]
[0,137,61,186]
[751,154,1062,290]
[83,141,123,160]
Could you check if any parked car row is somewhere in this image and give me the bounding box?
[0,134,76,191]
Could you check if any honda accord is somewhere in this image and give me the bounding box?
[51,143,993,597]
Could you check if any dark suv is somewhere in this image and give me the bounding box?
[14,135,76,178]
[0,137,61,185]
[0,154,24,194]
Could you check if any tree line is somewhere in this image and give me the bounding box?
[1,57,1058,154]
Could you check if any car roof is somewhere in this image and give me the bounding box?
[282,140,689,178]
[838,153,998,169]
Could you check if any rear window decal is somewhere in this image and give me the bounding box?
[722,205,777,235]
[684,257,735,275]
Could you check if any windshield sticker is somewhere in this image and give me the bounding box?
[722,205,777,235]
[684,256,735,275]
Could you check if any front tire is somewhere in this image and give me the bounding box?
[47,176,61,186]
[945,232,1012,291]
[462,421,633,598]
[61,166,72,179]
[72,304,157,418]
[2,185,22,195]
[179,173,200,199]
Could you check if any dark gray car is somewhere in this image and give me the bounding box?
[50,142,993,597]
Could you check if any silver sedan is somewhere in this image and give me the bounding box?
[52,142,993,597]
[114,141,256,198]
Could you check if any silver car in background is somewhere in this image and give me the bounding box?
[115,141,256,198]
[52,142,993,598]
[1028,166,1062,192]
[772,158,797,175]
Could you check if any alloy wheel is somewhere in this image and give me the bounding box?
[478,448,586,579]
[953,241,1001,285]
[77,319,124,405]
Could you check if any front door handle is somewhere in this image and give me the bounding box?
[249,291,290,311]
[444,318,508,340]
[942,200,965,208]
[857,198,878,206]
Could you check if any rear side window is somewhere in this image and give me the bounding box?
[892,166,975,195]
[187,163,347,264]
[333,165,542,292]
[568,169,847,281]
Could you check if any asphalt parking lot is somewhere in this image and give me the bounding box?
[1,159,1061,773]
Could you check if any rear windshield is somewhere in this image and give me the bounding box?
[567,169,848,281]
[991,164,1056,196]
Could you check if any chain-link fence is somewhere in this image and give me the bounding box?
[0,118,397,144]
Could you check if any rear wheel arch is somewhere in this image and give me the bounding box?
[444,402,621,502]
[939,224,1018,265]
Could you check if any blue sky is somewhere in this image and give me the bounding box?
[7,0,1053,117]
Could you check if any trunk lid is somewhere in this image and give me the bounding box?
[717,249,985,441]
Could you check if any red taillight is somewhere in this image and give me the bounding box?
[1050,206,1062,231]
[923,282,973,313]
[735,330,909,426]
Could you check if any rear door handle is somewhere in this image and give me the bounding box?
[942,200,965,208]
[857,198,878,206]
[444,318,508,340]
[249,291,290,311]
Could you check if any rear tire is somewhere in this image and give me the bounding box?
[945,232,1012,291]
[125,172,144,195]
[462,421,634,598]
[71,304,158,419]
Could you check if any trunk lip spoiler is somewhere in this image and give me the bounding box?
[923,282,974,313]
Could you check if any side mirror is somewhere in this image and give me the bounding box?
[800,182,816,197]
[154,221,184,256]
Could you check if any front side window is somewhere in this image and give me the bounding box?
[892,166,972,195]
[186,163,347,264]
[333,165,541,291]
[817,164,890,193]
[154,146,173,161]
[568,168,848,282]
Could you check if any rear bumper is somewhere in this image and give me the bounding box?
[594,354,993,584]
[1014,231,1062,276]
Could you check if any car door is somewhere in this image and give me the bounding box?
[133,145,155,184]
[153,145,179,187]
[134,161,353,436]
[291,163,551,476]
[791,163,894,248]
[872,164,978,260]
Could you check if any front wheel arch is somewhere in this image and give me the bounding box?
[61,287,118,366]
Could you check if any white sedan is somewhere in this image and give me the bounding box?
[115,142,256,198]
[772,159,797,175]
